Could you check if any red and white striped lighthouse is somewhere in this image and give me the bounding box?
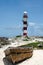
[23,11,28,37]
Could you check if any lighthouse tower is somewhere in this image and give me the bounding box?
[23,11,28,37]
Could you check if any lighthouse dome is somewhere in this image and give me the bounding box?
[24,11,27,14]
[23,11,28,18]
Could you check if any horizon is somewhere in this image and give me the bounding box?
[0,0,43,37]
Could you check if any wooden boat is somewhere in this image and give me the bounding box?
[4,46,33,63]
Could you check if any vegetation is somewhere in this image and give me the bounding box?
[23,39,28,41]
[23,36,31,41]
[16,35,22,38]
[20,42,43,49]
[0,37,10,47]
[25,36,30,39]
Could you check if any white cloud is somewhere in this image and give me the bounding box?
[28,22,43,36]
[29,22,35,26]
[33,24,43,36]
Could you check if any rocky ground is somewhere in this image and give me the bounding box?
[0,45,43,65]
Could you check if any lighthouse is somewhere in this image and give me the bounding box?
[23,11,28,37]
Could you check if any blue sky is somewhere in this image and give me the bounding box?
[0,0,43,37]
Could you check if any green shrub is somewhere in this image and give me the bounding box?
[20,42,43,49]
